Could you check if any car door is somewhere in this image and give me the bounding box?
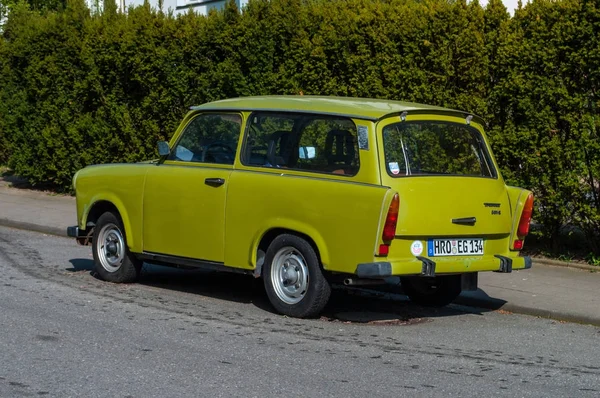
[142,112,242,263]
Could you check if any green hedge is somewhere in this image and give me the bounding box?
[0,0,599,254]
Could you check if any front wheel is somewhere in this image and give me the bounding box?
[400,275,462,307]
[263,234,331,318]
[92,211,142,283]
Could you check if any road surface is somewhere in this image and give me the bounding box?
[0,226,598,397]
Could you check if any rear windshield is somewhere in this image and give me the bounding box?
[382,121,496,178]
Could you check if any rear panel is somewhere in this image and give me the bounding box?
[374,114,527,273]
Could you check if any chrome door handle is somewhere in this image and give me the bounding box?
[205,178,225,187]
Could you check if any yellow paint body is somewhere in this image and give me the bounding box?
[72,96,532,276]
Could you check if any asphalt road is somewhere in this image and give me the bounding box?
[0,226,599,398]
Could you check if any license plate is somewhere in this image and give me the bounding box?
[427,238,484,256]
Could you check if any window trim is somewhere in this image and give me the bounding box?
[381,120,498,179]
[239,111,361,177]
[166,111,243,167]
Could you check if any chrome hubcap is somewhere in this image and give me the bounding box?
[271,247,309,305]
[97,223,125,273]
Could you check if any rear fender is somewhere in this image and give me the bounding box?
[250,219,330,269]
[373,189,400,255]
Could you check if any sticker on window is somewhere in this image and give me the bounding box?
[357,125,369,150]
[389,162,400,175]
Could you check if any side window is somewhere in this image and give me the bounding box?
[168,113,241,165]
[244,114,295,167]
[296,119,359,175]
[243,112,360,176]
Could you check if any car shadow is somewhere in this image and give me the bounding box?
[68,258,95,272]
[67,259,505,323]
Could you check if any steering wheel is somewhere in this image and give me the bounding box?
[201,142,235,163]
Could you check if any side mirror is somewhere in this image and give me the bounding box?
[157,141,170,156]
[299,146,316,159]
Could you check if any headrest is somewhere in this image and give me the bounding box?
[325,129,355,165]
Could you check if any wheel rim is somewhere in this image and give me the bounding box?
[97,223,126,273]
[271,247,309,305]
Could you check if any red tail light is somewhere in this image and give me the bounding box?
[378,194,399,256]
[513,240,524,250]
[383,194,399,241]
[513,193,534,250]
[517,193,534,239]
[378,244,389,256]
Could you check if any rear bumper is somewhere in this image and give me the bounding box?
[356,255,532,278]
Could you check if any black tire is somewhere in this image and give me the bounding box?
[263,234,331,318]
[400,275,462,307]
[92,211,142,283]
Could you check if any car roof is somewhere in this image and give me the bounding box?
[190,95,482,123]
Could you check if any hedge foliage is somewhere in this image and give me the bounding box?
[0,0,599,253]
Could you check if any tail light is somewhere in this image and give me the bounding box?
[513,193,534,250]
[378,193,399,256]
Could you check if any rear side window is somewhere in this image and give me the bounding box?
[243,112,360,176]
[382,121,496,178]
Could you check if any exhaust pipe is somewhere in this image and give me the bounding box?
[343,278,387,286]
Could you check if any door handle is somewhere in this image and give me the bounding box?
[205,178,225,187]
[452,217,476,225]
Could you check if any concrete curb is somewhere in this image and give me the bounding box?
[0,218,67,238]
[532,257,599,272]
[456,295,600,327]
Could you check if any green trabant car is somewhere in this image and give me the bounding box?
[68,96,534,318]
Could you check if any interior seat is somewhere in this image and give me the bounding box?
[324,129,357,175]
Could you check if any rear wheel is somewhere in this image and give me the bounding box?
[92,211,142,283]
[263,234,331,318]
[400,275,462,307]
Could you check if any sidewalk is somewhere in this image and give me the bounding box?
[0,179,75,236]
[1,180,599,327]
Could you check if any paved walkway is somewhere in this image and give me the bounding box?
[1,179,599,326]
[0,179,75,236]
[458,265,600,326]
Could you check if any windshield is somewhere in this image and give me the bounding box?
[382,121,496,178]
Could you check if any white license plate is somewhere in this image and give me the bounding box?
[427,238,484,256]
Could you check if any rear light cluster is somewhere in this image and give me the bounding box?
[513,193,534,250]
[378,194,399,256]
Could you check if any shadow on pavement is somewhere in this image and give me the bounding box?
[67,258,502,323]
[68,258,95,272]
[455,289,508,311]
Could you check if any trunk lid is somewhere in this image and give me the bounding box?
[390,176,511,237]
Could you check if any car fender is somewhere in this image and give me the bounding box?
[251,218,331,270]
[82,193,138,252]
